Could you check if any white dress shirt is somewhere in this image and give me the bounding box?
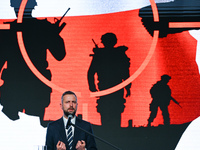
[63,116,76,137]
[63,116,87,150]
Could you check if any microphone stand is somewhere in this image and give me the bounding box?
[69,121,122,150]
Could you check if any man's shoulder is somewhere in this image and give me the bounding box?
[76,117,91,126]
[116,46,128,51]
[37,18,52,24]
[92,48,104,54]
[48,117,63,127]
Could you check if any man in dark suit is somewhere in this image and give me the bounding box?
[45,91,97,150]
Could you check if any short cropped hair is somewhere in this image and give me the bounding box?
[61,91,77,103]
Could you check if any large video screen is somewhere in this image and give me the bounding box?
[0,0,200,149]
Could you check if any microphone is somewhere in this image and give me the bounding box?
[66,115,73,128]
[69,116,121,150]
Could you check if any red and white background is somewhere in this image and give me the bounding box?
[0,0,200,149]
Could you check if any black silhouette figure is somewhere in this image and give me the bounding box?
[139,0,200,37]
[147,75,180,127]
[0,0,66,127]
[88,33,131,128]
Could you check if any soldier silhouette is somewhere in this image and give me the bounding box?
[0,0,66,127]
[147,75,180,127]
[88,33,131,128]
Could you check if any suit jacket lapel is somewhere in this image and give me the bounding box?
[57,118,68,144]
[73,117,82,149]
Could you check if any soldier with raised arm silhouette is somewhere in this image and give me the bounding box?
[88,33,131,128]
[0,0,66,127]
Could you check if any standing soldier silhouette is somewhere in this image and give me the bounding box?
[0,0,66,127]
[147,75,180,126]
[88,33,131,128]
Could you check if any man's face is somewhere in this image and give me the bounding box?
[61,94,78,118]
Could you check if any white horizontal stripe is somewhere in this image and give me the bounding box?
[0,0,174,19]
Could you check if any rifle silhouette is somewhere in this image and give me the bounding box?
[89,39,99,57]
[171,97,182,108]
[54,7,70,33]
[2,8,70,33]
[92,39,99,48]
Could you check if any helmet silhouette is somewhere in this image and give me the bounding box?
[10,0,37,9]
[101,33,117,48]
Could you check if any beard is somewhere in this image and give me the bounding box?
[64,108,76,117]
